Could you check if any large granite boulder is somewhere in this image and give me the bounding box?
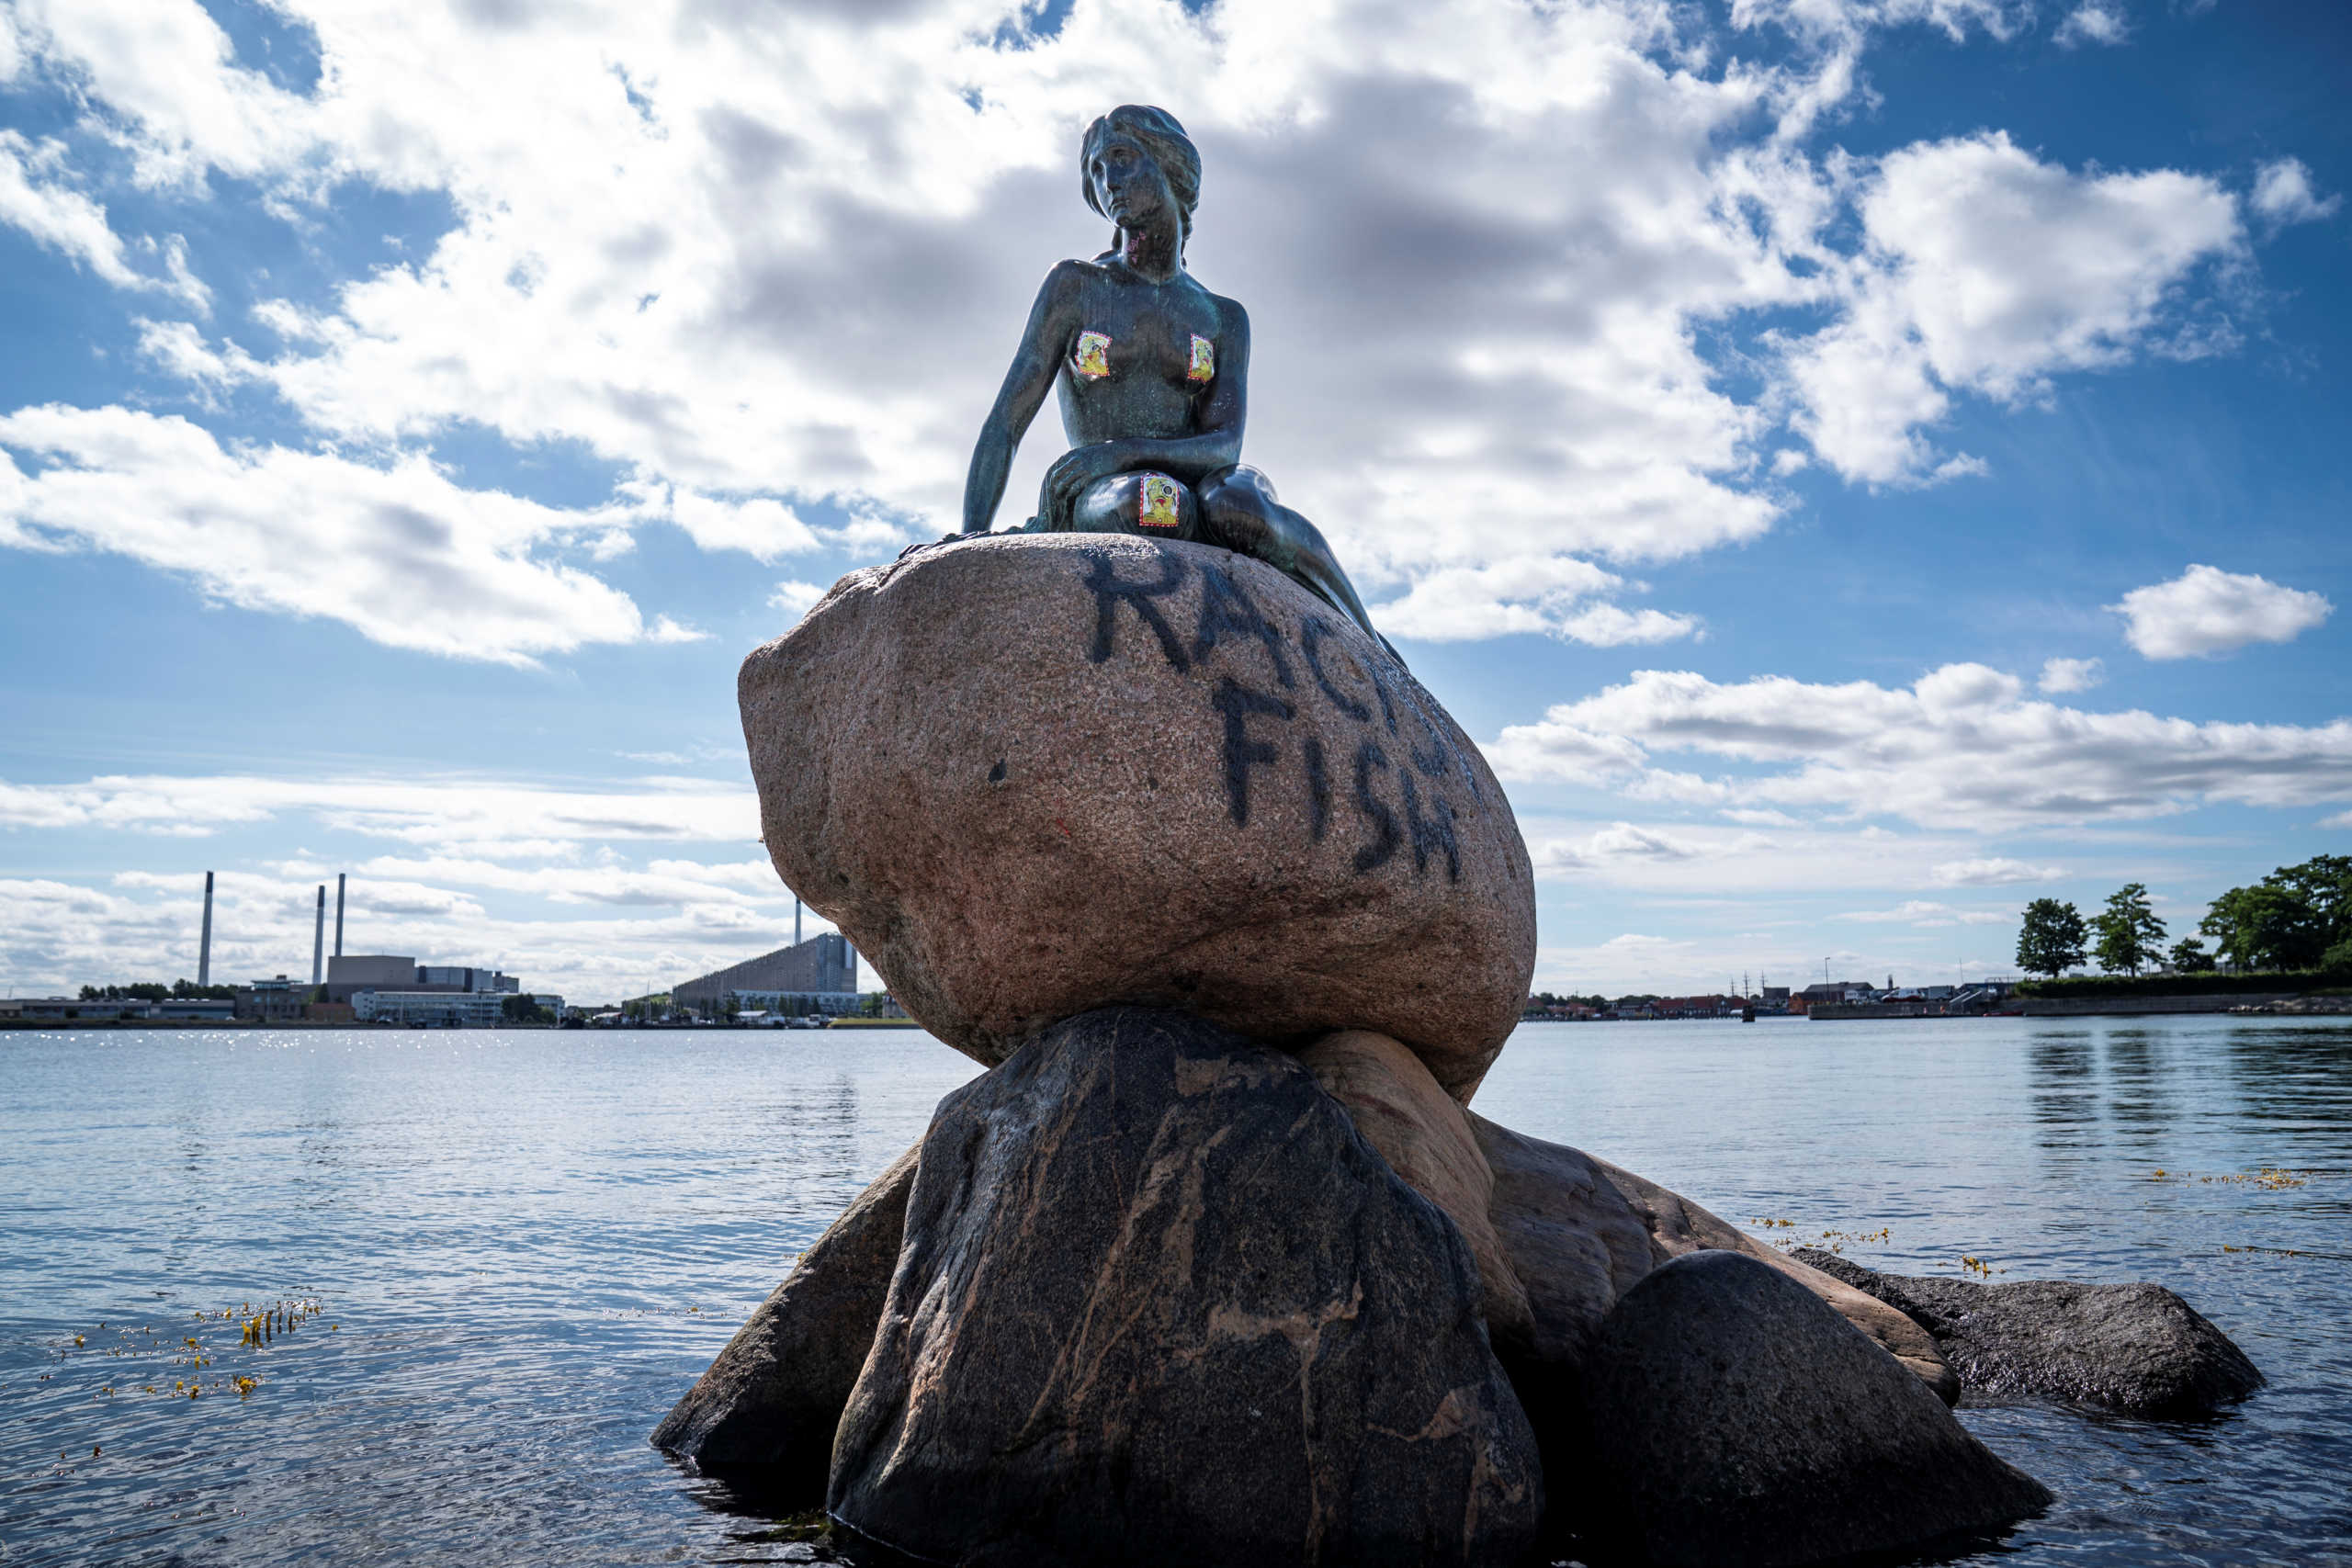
[740,533,1533,1102]
[1296,1029,1534,1352]
[650,1145,917,1495]
[828,1006,1544,1567]
[1468,1116,1956,1402]
[1578,1250,2050,1568]
[1794,1248,2265,1416]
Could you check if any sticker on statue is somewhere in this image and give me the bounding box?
[1187,333,1215,384]
[1072,331,1112,380]
[1137,473,1182,532]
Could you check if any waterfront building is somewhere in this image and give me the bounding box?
[325,954,522,1003]
[354,989,511,1027]
[672,932,861,1018]
[234,976,311,1021]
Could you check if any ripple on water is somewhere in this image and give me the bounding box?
[2,1019,2346,1566]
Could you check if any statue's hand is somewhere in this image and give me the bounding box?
[1042,442,1133,521]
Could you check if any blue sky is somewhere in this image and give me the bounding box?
[2,0,2346,1001]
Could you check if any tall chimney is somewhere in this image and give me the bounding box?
[311,886,326,986]
[198,872,214,986]
[334,873,345,957]
[795,895,802,947]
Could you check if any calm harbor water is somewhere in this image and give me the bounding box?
[2,1016,2346,1566]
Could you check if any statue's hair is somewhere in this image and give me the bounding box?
[1080,105,1201,251]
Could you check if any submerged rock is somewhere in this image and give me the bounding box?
[739,533,1534,1102]
[650,1145,916,1495]
[1579,1250,2050,1568]
[828,1006,1544,1568]
[1793,1248,2265,1416]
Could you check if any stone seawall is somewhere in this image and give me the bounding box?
[2017,993,2301,1016]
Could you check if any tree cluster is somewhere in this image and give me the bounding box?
[78,979,238,1001]
[2014,854,2352,979]
[2199,855,2352,972]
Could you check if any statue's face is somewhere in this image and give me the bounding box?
[1087,130,1173,231]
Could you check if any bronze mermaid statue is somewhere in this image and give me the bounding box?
[961,105,1392,653]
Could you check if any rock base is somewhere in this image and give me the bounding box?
[828,1007,1544,1568]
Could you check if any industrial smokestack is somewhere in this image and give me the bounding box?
[311,886,325,987]
[198,872,214,986]
[334,873,345,957]
[795,896,802,946]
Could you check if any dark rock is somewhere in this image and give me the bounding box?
[1792,1248,2265,1416]
[1297,1029,1534,1352]
[828,1006,1544,1568]
[1580,1250,2050,1568]
[1468,1115,1956,1403]
[1595,1154,1960,1404]
[739,533,1535,1103]
[1467,1114,1653,1380]
[651,1145,917,1495]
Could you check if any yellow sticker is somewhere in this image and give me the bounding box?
[1073,330,1112,379]
[1137,473,1182,532]
[1187,333,1215,384]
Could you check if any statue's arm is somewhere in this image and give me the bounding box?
[1039,299,1250,516]
[962,265,1082,535]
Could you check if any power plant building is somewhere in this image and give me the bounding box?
[323,955,521,1004]
[673,933,860,1017]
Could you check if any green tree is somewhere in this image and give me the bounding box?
[2200,882,2312,971]
[2091,883,2167,976]
[2168,937,2217,973]
[2015,898,2088,978]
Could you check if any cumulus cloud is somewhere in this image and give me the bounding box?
[2038,655,2104,693]
[769,580,830,618]
[1781,131,2243,484]
[2250,158,2339,229]
[0,0,2302,645]
[2052,4,2129,47]
[0,405,698,665]
[1372,559,1699,645]
[2110,564,2332,660]
[1490,663,2352,829]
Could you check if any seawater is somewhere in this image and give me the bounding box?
[1,1017,2346,1565]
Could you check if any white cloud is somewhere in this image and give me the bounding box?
[769,580,829,618]
[2249,157,2340,229]
[1372,558,1697,645]
[1491,663,2352,829]
[0,772,758,846]
[1536,821,1710,873]
[1930,856,2063,886]
[669,490,822,562]
[2110,564,2332,660]
[0,0,2293,643]
[1781,131,2243,484]
[0,405,700,666]
[0,130,209,309]
[2052,4,2129,48]
[2037,655,2104,693]
[0,772,805,999]
[1732,0,2030,47]
[1836,898,2012,926]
